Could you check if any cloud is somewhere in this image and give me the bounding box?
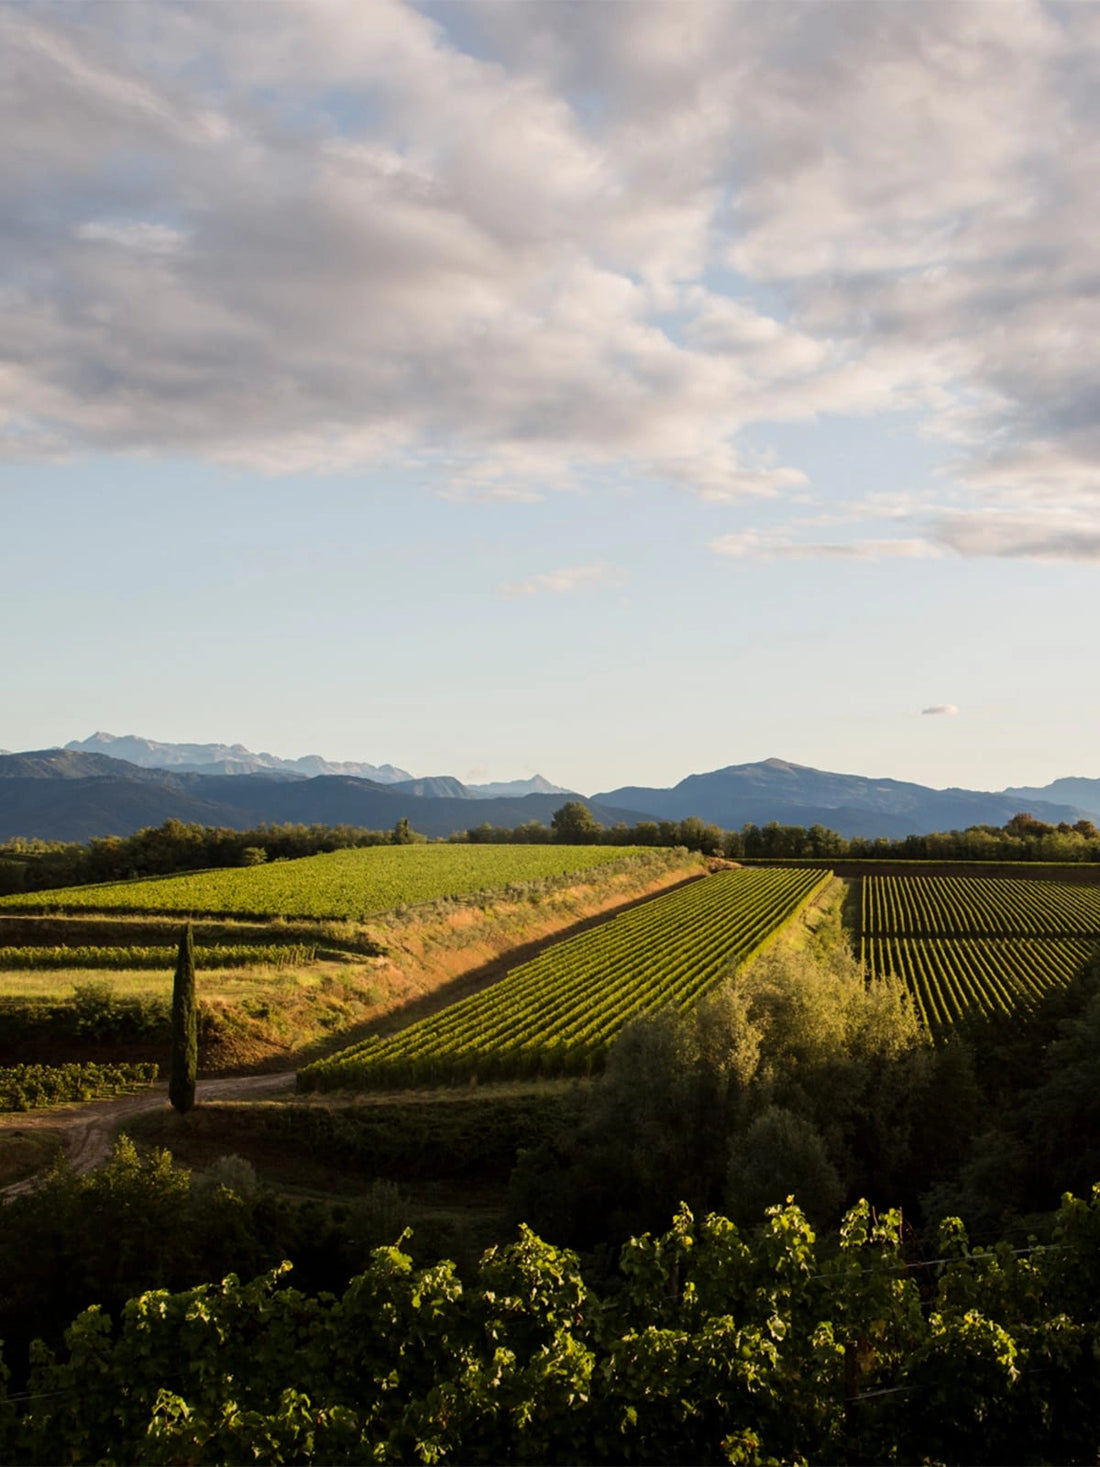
[498,562,628,598]
[931,510,1100,561]
[710,508,1100,563]
[921,705,959,717]
[710,529,939,560]
[74,220,187,253]
[1,0,1099,528]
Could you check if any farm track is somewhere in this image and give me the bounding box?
[0,1070,295,1198]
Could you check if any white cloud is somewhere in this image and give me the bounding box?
[710,529,939,561]
[1,0,1099,530]
[931,510,1100,561]
[498,562,628,598]
[711,505,1100,563]
[74,220,187,253]
[921,704,959,716]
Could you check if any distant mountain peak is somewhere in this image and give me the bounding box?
[65,732,413,784]
[467,774,572,798]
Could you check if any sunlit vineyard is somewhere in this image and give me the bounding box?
[861,875,1100,1031]
[0,844,641,921]
[301,866,829,1090]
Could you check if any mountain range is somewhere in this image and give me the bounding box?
[62,734,568,800]
[593,759,1100,838]
[1,737,1098,844]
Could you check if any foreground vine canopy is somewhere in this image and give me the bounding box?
[861,873,1100,1030]
[301,867,828,1089]
[12,1192,1100,1465]
[0,844,639,921]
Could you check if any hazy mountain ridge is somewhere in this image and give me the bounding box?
[0,751,636,843]
[2,745,1098,844]
[1003,777,1100,821]
[467,775,571,798]
[0,750,186,784]
[593,758,1094,839]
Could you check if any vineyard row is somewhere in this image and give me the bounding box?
[861,874,1100,1033]
[301,866,828,1091]
[0,1061,159,1112]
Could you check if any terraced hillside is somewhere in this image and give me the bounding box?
[301,865,829,1090]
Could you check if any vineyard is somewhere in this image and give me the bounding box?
[300,866,829,1091]
[0,1061,159,1111]
[0,943,317,971]
[0,844,639,921]
[861,874,1100,1030]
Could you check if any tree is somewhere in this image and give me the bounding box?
[169,922,197,1114]
[392,817,414,845]
[550,801,601,843]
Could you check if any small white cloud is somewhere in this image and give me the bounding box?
[710,530,940,560]
[75,220,188,253]
[498,562,628,598]
[921,704,959,716]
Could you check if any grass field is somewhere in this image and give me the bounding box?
[0,844,642,920]
[0,966,324,1004]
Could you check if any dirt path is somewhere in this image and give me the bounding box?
[0,1070,295,1198]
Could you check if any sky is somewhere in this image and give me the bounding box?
[3,0,1099,796]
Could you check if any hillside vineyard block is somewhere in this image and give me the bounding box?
[300,866,828,1090]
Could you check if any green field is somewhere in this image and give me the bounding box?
[861,874,1100,1030]
[0,844,640,921]
[301,866,829,1090]
[0,966,327,1005]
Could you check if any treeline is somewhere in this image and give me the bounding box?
[461,803,1100,863]
[0,819,406,895]
[5,806,1100,900]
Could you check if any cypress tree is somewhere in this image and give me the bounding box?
[169,921,197,1113]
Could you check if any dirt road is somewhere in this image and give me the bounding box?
[0,1070,295,1198]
